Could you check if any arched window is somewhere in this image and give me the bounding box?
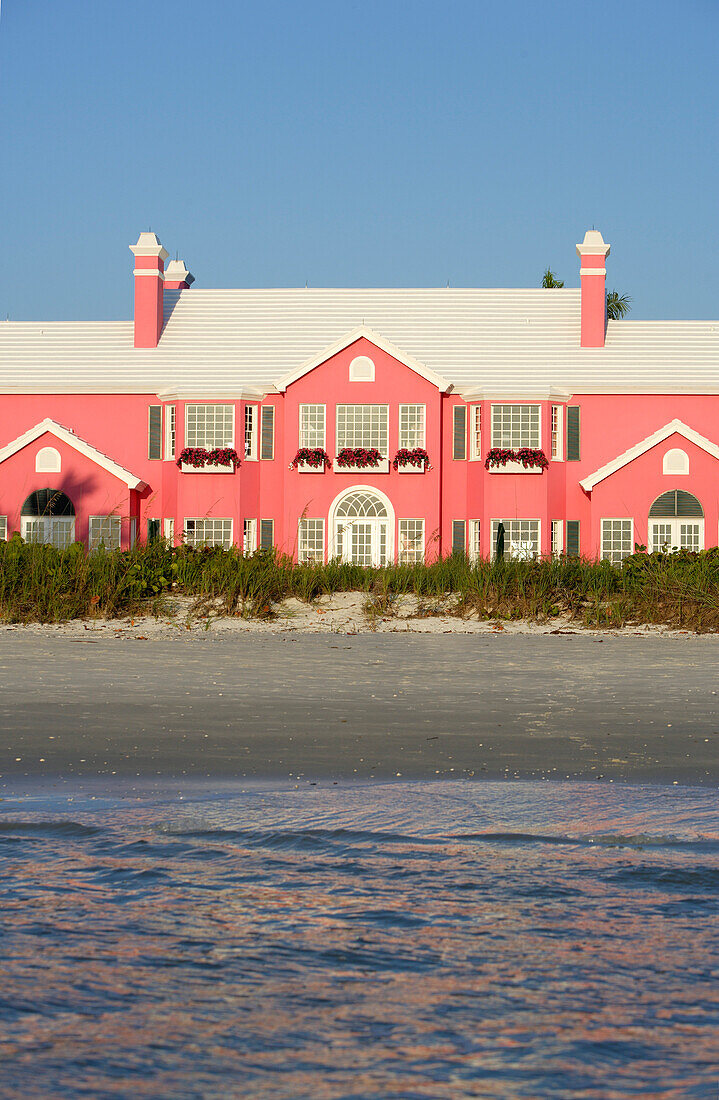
[349,356,375,382]
[335,490,388,518]
[648,490,703,553]
[331,487,393,565]
[35,447,61,474]
[21,489,76,550]
[662,448,689,476]
[648,490,703,518]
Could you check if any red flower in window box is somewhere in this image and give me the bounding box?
[484,447,548,471]
[336,447,383,468]
[392,448,432,470]
[289,448,332,470]
[176,447,241,469]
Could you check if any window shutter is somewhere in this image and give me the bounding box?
[148,406,162,460]
[451,520,466,555]
[147,519,161,542]
[452,406,467,460]
[260,519,274,550]
[566,520,580,556]
[566,407,580,461]
[260,406,275,460]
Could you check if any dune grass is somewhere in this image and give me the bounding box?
[1,536,719,630]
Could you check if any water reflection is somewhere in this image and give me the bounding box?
[0,781,717,1099]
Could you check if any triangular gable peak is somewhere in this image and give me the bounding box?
[0,418,146,490]
[275,325,453,393]
[580,419,719,492]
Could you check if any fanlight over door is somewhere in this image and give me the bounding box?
[21,489,76,549]
[648,490,703,552]
[334,490,389,566]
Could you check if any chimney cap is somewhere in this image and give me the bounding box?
[130,231,169,262]
[576,229,610,258]
[165,259,195,286]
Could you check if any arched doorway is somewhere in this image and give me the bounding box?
[21,489,76,549]
[330,487,394,566]
[648,490,703,552]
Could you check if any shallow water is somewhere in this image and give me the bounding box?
[1,780,718,1099]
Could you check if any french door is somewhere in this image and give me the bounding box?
[337,520,388,566]
[21,517,76,549]
[650,519,703,553]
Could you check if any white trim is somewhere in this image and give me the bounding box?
[488,462,542,474]
[298,402,327,450]
[662,447,689,475]
[243,517,257,554]
[460,387,571,402]
[334,458,390,474]
[244,403,257,461]
[0,516,7,541]
[328,485,395,564]
[650,517,704,554]
[551,519,564,557]
[551,404,564,462]
[0,419,145,490]
[180,463,235,474]
[35,446,61,473]
[164,404,176,461]
[132,268,165,280]
[157,387,273,401]
[163,518,175,544]
[183,517,234,549]
[580,419,719,492]
[601,517,634,563]
[184,402,236,452]
[398,402,426,450]
[490,403,542,450]
[275,325,452,393]
[469,404,482,461]
[21,515,76,548]
[349,355,375,382]
[579,267,606,276]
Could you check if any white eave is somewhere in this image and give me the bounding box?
[580,418,719,492]
[0,418,147,490]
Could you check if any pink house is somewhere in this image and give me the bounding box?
[1,228,717,565]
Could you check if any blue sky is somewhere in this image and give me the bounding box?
[1,0,717,320]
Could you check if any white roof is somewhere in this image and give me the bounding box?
[1,287,719,395]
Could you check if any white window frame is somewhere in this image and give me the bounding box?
[164,405,176,460]
[469,519,481,560]
[163,518,175,544]
[89,515,122,551]
[662,448,689,476]
[398,404,426,450]
[298,518,325,563]
[490,405,541,450]
[336,404,389,455]
[469,406,482,460]
[491,519,541,560]
[185,404,235,450]
[299,404,327,449]
[551,405,563,462]
[244,404,258,460]
[398,518,425,564]
[551,520,564,558]
[35,447,61,473]
[601,518,634,565]
[184,518,233,549]
[349,355,375,382]
[0,516,7,541]
[243,518,257,554]
[650,518,704,554]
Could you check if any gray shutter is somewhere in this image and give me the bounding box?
[452,406,467,460]
[260,406,275,460]
[452,520,466,555]
[148,406,162,460]
[260,519,274,550]
[566,520,580,556]
[147,519,161,542]
[566,406,580,461]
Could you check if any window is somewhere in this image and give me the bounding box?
[298,518,325,563]
[399,405,425,449]
[491,405,541,449]
[244,405,257,458]
[184,519,232,549]
[164,405,176,459]
[35,447,61,473]
[663,448,689,475]
[451,520,466,555]
[89,515,121,551]
[469,519,481,560]
[398,519,424,563]
[147,518,161,542]
[491,519,540,560]
[551,520,564,557]
[349,355,375,382]
[186,405,234,450]
[470,406,482,460]
[601,519,633,565]
[261,406,275,460]
[243,518,257,554]
[551,406,563,461]
[336,405,388,453]
[0,517,7,541]
[566,520,580,556]
[299,404,326,448]
[260,519,274,550]
[452,406,467,460]
[566,407,581,461]
[148,406,162,459]
[163,518,175,544]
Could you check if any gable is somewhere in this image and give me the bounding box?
[0,419,146,490]
[580,418,719,492]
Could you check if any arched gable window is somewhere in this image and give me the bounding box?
[35,447,61,474]
[648,490,703,553]
[662,448,689,476]
[648,490,703,518]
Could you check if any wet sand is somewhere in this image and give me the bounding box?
[1,632,717,786]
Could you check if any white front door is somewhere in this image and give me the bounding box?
[650,519,703,553]
[22,517,76,549]
[337,519,388,566]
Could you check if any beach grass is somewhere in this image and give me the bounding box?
[1,536,719,630]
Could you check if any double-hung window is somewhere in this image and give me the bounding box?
[398,519,424,563]
[551,520,564,558]
[336,404,388,454]
[184,519,233,549]
[398,405,425,449]
[550,405,563,461]
[0,517,7,541]
[298,518,325,563]
[491,405,541,449]
[469,519,481,560]
[601,519,633,565]
[491,519,540,560]
[164,405,176,460]
[243,518,257,554]
[244,405,257,459]
[185,405,234,450]
[299,404,326,449]
[470,406,482,460]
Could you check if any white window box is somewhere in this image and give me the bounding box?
[297,462,327,473]
[334,458,390,474]
[180,462,236,474]
[488,461,543,474]
[397,463,427,474]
